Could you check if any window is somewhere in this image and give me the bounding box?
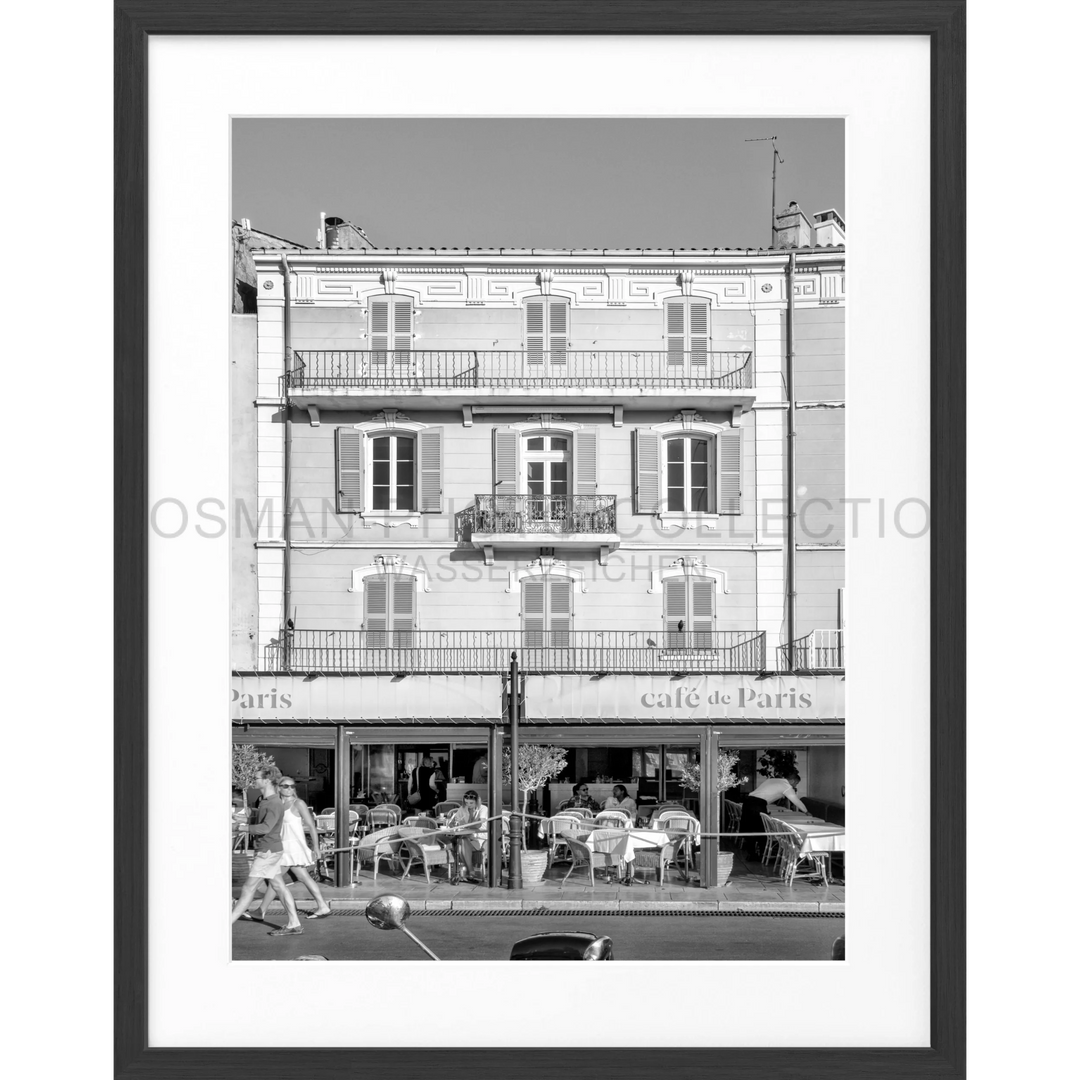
[664,577,715,649]
[493,427,597,496]
[665,435,713,513]
[524,298,569,366]
[665,298,710,368]
[371,434,415,511]
[336,426,443,515]
[364,573,416,647]
[369,297,412,364]
[634,426,741,515]
[521,576,573,646]
[524,434,570,520]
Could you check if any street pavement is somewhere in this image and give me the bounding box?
[232,913,844,962]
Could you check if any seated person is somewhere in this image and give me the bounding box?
[601,784,637,817]
[562,781,600,813]
[447,790,489,882]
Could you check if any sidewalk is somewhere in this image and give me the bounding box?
[243,850,844,914]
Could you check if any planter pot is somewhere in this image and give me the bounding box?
[519,850,549,886]
[715,850,734,888]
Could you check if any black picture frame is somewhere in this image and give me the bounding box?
[115,2,965,1077]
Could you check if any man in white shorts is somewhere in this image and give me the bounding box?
[230,766,303,935]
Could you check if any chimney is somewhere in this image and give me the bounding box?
[323,216,368,250]
[774,201,813,249]
[812,209,846,246]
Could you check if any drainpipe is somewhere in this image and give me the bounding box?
[280,253,293,667]
[785,251,797,672]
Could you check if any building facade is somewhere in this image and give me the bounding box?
[231,213,846,886]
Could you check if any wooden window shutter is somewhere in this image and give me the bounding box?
[364,577,389,636]
[525,301,545,364]
[690,577,715,645]
[370,299,389,361]
[689,301,709,366]
[548,299,569,364]
[493,427,520,494]
[336,427,365,514]
[573,428,598,496]
[392,300,412,361]
[548,578,573,644]
[718,427,742,514]
[391,575,417,645]
[417,427,443,512]
[664,578,687,645]
[634,429,661,514]
[521,578,547,641]
[666,301,685,365]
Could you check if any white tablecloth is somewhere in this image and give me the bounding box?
[789,822,845,853]
[583,828,675,864]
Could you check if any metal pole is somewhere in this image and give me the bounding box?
[699,729,717,887]
[507,651,522,889]
[334,725,350,887]
[785,251,798,669]
[771,146,779,247]
[487,724,503,887]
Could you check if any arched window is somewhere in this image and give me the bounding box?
[336,422,443,516]
[363,573,417,647]
[663,576,715,649]
[521,575,574,646]
[634,422,741,517]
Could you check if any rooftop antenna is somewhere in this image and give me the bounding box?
[745,136,783,247]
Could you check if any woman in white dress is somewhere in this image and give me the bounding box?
[250,776,333,921]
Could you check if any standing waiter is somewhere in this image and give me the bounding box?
[740,771,810,861]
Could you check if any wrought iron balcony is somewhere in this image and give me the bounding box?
[264,629,767,674]
[287,349,753,390]
[777,629,844,672]
[472,493,616,536]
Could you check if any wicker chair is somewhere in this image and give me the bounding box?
[775,821,830,886]
[399,835,454,886]
[433,800,460,818]
[594,810,632,830]
[630,833,685,886]
[562,832,624,886]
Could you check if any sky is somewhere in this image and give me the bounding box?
[232,117,843,250]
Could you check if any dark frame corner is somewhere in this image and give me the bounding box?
[115,2,965,1077]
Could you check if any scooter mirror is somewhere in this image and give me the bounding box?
[365,893,411,931]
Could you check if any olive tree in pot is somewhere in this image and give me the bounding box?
[502,745,568,883]
[680,749,747,884]
[232,744,276,809]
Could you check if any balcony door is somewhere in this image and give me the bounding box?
[524,434,570,529]
[524,298,569,377]
[664,576,715,650]
[521,575,573,668]
[665,298,710,376]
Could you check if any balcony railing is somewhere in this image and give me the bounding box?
[264,629,767,674]
[472,494,617,535]
[777,629,844,671]
[287,350,753,390]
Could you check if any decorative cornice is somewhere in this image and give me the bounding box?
[648,557,730,595]
[506,557,588,594]
[347,556,433,594]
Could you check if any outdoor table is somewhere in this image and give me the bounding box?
[584,828,675,865]
[787,822,845,854]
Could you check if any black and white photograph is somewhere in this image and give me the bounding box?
[111,19,962,1070]
[228,117,848,962]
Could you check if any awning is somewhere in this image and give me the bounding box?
[524,673,844,723]
[231,673,504,723]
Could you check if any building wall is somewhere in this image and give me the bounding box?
[230,314,259,668]
[794,549,846,639]
[284,406,757,546]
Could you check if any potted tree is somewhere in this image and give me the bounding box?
[680,748,747,886]
[502,745,568,885]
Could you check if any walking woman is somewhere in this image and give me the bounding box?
[247,776,333,921]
